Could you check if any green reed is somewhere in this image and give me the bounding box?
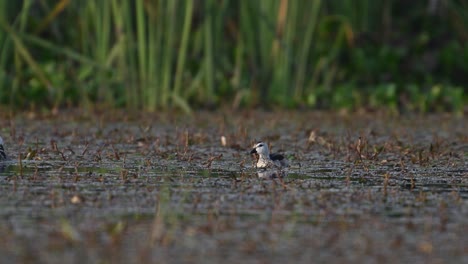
[0,0,330,110]
[0,0,465,112]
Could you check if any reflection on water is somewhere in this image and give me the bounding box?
[0,160,14,174]
[257,168,288,179]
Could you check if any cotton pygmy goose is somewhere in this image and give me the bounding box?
[250,141,289,168]
[0,136,6,161]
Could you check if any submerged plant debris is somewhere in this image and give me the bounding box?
[0,111,466,263]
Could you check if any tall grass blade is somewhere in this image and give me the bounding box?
[161,0,177,109]
[294,0,321,100]
[34,0,70,35]
[173,0,194,98]
[203,0,215,104]
[0,19,51,90]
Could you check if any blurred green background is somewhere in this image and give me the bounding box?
[0,0,466,113]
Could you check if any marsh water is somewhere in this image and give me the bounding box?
[0,111,466,263]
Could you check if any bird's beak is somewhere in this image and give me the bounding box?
[250,148,257,154]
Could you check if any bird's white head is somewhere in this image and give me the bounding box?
[250,141,270,156]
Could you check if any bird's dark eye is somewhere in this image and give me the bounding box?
[258,144,263,147]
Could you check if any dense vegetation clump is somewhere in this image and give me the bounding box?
[0,1,466,112]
